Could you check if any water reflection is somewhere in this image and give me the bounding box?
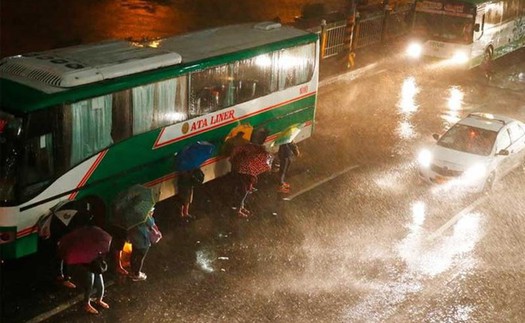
[441,85,464,130]
[398,76,419,115]
[398,203,481,277]
[396,76,419,140]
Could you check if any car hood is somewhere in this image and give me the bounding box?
[431,145,489,170]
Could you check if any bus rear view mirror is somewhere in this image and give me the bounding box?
[474,23,480,32]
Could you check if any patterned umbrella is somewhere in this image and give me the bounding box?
[111,185,155,230]
[231,143,272,176]
[58,226,112,265]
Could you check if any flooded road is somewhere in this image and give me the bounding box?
[2,1,525,320]
[10,49,518,322]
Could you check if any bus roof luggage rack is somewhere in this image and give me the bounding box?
[0,40,182,88]
[254,21,282,31]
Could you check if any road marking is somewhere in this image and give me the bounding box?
[283,165,360,201]
[427,194,488,240]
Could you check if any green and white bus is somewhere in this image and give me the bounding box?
[0,22,319,259]
[406,0,525,67]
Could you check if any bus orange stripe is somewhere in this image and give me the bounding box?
[69,150,108,200]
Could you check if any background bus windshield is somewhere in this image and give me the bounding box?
[414,12,474,43]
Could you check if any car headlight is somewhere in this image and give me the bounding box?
[418,149,433,168]
[407,43,423,59]
[451,51,468,64]
[463,163,487,182]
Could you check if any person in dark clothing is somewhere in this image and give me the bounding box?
[277,142,300,193]
[83,253,109,314]
[222,131,249,157]
[177,168,204,220]
[237,173,257,217]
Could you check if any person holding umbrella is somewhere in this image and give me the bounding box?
[277,141,300,193]
[127,208,160,281]
[230,142,272,217]
[58,225,112,314]
[174,141,213,220]
[177,168,204,221]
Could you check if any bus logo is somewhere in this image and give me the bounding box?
[300,85,308,94]
[182,122,190,134]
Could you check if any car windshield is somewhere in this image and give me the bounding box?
[437,124,497,156]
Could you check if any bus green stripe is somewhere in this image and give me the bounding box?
[74,96,315,204]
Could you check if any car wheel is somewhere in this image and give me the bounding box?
[482,172,495,194]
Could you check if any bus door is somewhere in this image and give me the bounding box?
[474,7,485,42]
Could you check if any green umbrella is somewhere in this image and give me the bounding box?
[111,185,155,230]
[274,124,302,145]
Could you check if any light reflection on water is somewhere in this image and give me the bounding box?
[396,76,419,140]
[441,85,464,130]
[345,201,482,321]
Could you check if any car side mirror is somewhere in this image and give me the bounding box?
[474,23,480,32]
[432,133,440,141]
[497,149,509,156]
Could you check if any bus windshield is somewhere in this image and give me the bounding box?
[414,12,474,44]
[0,111,22,205]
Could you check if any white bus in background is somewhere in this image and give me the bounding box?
[406,0,525,67]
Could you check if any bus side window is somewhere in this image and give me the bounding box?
[112,89,132,143]
[190,65,229,116]
[67,95,113,167]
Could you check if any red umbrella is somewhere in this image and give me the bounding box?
[58,226,112,265]
[231,143,272,176]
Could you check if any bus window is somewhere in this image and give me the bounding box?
[190,65,229,116]
[154,76,188,126]
[21,133,54,199]
[67,95,113,167]
[112,89,132,143]
[275,44,315,91]
[132,83,155,134]
[130,76,189,136]
[19,109,58,200]
[232,54,272,103]
[486,2,503,26]
[0,112,22,204]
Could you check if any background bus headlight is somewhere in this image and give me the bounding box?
[407,43,423,59]
[451,51,469,64]
[418,149,432,168]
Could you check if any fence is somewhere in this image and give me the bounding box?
[301,3,414,58]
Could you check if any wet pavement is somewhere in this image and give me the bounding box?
[2,11,525,320]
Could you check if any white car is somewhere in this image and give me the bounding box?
[418,113,525,193]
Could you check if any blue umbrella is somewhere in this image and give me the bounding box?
[175,141,215,171]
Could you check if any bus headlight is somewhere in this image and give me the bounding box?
[407,43,423,59]
[418,149,433,168]
[463,163,487,183]
[451,51,469,64]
